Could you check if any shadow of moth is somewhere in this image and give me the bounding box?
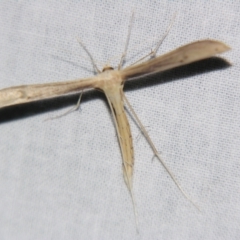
[0,14,230,229]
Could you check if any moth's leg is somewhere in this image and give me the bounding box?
[136,126,150,143]
[44,91,83,121]
[118,11,135,70]
[129,13,177,66]
[123,93,200,211]
[150,12,177,58]
[76,38,101,74]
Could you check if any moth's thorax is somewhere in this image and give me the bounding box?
[93,68,124,92]
[102,65,114,72]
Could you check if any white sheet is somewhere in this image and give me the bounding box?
[0,1,239,239]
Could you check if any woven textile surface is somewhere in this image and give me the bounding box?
[0,1,239,239]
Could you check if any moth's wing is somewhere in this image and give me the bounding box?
[0,77,97,108]
[120,40,230,80]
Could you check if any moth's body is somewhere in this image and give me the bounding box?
[93,68,134,190]
[97,69,134,190]
[0,37,230,227]
[0,64,135,189]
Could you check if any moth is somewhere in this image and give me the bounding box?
[0,15,230,227]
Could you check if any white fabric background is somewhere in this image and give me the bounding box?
[0,1,239,239]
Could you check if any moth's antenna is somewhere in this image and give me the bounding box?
[150,12,177,58]
[76,37,101,74]
[118,11,135,70]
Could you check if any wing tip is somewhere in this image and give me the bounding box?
[207,39,231,53]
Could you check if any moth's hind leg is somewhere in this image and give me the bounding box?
[123,93,200,211]
[149,12,177,58]
[129,13,177,67]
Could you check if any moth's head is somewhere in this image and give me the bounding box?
[102,64,114,72]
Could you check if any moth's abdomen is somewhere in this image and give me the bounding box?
[104,85,134,191]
